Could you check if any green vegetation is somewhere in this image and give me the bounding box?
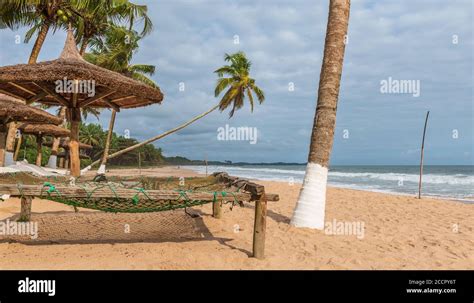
[16,122,165,168]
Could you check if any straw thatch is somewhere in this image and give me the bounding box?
[0,94,62,125]
[0,28,163,110]
[18,123,71,137]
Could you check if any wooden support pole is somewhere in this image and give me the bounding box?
[212,200,222,219]
[98,109,116,174]
[0,124,7,166]
[252,192,267,259]
[418,111,430,199]
[69,106,81,177]
[19,196,32,222]
[35,134,43,166]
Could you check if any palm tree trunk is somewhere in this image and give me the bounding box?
[291,0,351,229]
[83,105,219,172]
[97,109,117,174]
[28,21,50,64]
[79,37,89,56]
[13,135,22,161]
[47,107,67,168]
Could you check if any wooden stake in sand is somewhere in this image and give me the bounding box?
[418,111,430,199]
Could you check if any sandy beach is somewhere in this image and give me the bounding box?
[0,166,473,270]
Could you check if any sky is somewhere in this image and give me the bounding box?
[0,0,472,165]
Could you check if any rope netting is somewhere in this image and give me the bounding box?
[1,173,242,213]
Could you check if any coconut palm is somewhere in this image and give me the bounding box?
[81,26,157,174]
[215,51,265,117]
[291,0,351,229]
[0,0,75,64]
[84,51,265,170]
[72,0,153,55]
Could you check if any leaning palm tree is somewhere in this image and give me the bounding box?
[291,0,351,229]
[83,51,265,171]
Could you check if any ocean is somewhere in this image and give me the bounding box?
[184,165,474,202]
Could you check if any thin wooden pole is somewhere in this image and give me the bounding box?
[418,111,430,199]
[252,192,267,259]
[0,125,7,166]
[19,196,32,222]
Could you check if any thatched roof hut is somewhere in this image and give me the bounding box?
[18,123,71,137]
[0,27,164,176]
[0,30,163,109]
[0,94,62,125]
[17,123,70,166]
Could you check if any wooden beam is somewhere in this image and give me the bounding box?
[26,91,48,104]
[0,89,27,102]
[110,95,135,103]
[103,98,120,112]
[34,83,70,107]
[8,82,35,96]
[78,90,116,107]
[0,184,252,201]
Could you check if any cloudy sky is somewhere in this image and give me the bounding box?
[1,0,472,165]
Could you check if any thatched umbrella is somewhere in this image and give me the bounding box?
[17,123,70,167]
[43,138,92,150]
[0,27,164,176]
[0,95,62,166]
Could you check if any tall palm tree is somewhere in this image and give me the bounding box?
[0,0,75,64]
[83,51,265,170]
[72,0,153,55]
[291,0,351,229]
[81,26,157,174]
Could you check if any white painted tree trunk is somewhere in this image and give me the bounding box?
[290,163,328,229]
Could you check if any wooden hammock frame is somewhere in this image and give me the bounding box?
[0,172,278,259]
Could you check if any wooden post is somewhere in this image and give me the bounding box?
[69,107,81,177]
[418,111,430,199]
[0,124,7,166]
[19,196,32,222]
[35,134,43,166]
[212,200,222,219]
[253,192,267,259]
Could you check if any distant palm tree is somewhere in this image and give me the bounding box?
[84,51,265,169]
[291,0,351,229]
[79,123,103,146]
[215,51,265,117]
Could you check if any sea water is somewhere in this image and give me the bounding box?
[185,165,474,202]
